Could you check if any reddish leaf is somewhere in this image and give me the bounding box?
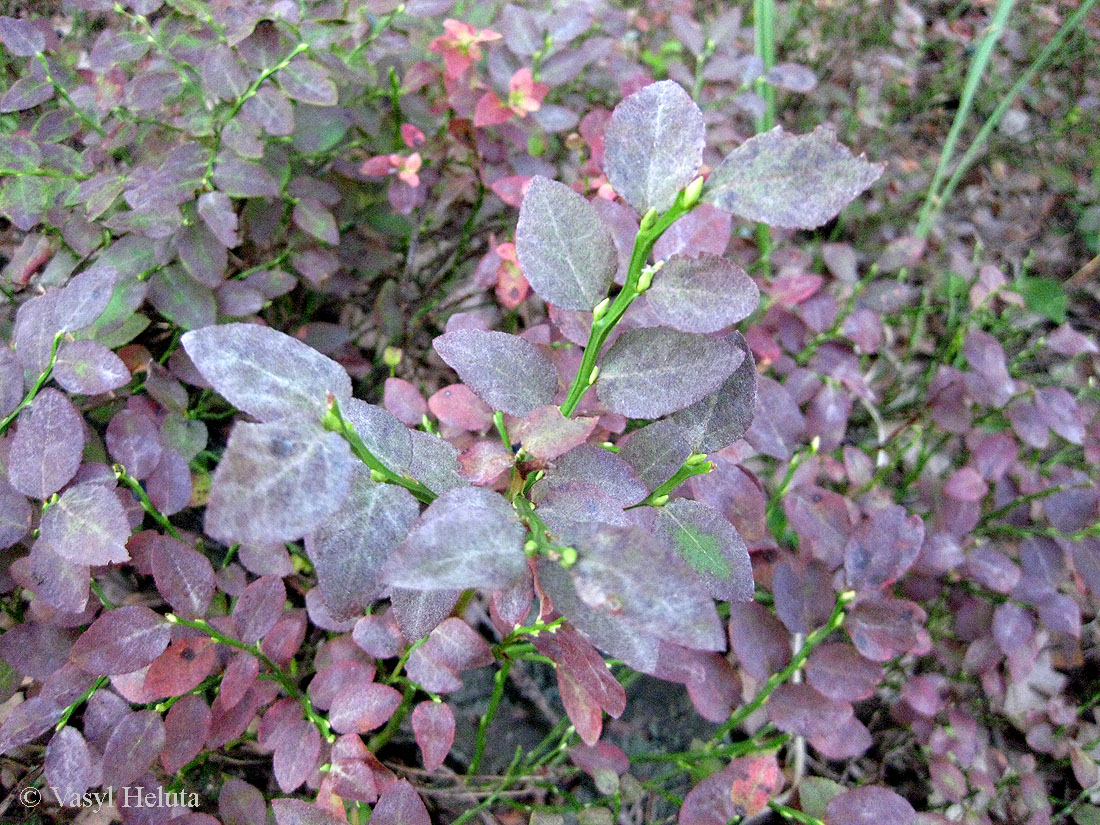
[411,700,455,772]
[144,636,216,697]
[161,694,211,774]
[233,575,286,644]
[370,780,431,825]
[70,606,171,675]
[274,719,321,792]
[329,682,404,734]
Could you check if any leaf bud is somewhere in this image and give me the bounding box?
[592,297,611,322]
[524,539,539,556]
[639,207,659,232]
[651,494,669,507]
[560,545,577,567]
[382,346,402,367]
[587,365,600,385]
[682,175,705,209]
[370,469,387,483]
[685,453,708,466]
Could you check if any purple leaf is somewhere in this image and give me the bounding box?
[767,682,853,740]
[293,198,340,245]
[278,56,338,106]
[515,176,617,310]
[728,602,790,679]
[70,605,170,675]
[205,419,353,545]
[604,80,704,214]
[390,588,460,640]
[0,696,65,755]
[7,388,84,499]
[653,499,753,602]
[177,222,228,287]
[408,429,467,495]
[371,780,431,825]
[433,329,558,417]
[150,535,214,619]
[512,405,600,462]
[161,694,211,774]
[0,16,46,56]
[306,466,420,620]
[54,266,118,333]
[653,204,732,260]
[272,798,345,825]
[805,642,882,702]
[846,598,927,662]
[646,255,759,333]
[221,652,260,708]
[544,443,647,506]
[39,482,131,566]
[567,524,725,652]
[824,786,916,825]
[144,636,216,698]
[182,322,352,422]
[197,191,239,248]
[384,487,526,591]
[23,541,89,612]
[383,377,428,427]
[44,726,96,802]
[0,481,31,549]
[101,709,165,787]
[53,340,130,395]
[411,701,455,772]
[149,266,217,330]
[106,408,163,480]
[704,126,883,229]
[596,327,745,418]
[234,575,286,644]
[242,85,294,136]
[772,561,834,634]
[212,157,281,199]
[844,505,925,592]
[201,45,250,100]
[273,719,321,792]
[429,384,494,431]
[329,683,404,734]
[352,613,404,659]
[537,556,660,673]
[618,418,694,490]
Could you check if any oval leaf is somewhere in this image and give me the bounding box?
[596,327,744,419]
[182,323,352,423]
[433,329,558,417]
[646,255,759,333]
[604,80,705,214]
[384,487,526,591]
[704,126,883,230]
[515,176,617,310]
[70,605,171,675]
[653,499,753,603]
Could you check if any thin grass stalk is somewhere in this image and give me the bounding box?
[914,0,1017,238]
[753,0,777,275]
[931,0,1099,228]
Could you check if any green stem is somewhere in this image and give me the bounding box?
[770,801,825,825]
[452,747,524,825]
[469,661,512,775]
[914,0,1017,238]
[559,198,694,418]
[114,466,182,540]
[367,681,417,753]
[0,332,64,437]
[166,614,333,742]
[55,676,109,732]
[323,397,437,504]
[713,590,854,742]
[629,454,714,508]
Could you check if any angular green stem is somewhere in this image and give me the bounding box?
[559,197,694,418]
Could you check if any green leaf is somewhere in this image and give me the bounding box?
[1016,276,1067,323]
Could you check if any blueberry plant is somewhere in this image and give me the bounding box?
[1,3,1098,825]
